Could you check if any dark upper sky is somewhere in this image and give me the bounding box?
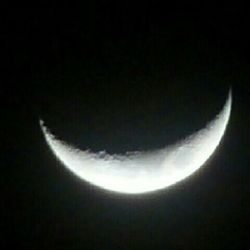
[2,6,250,249]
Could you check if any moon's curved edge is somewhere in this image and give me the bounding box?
[39,89,232,194]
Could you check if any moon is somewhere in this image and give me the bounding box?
[40,90,232,194]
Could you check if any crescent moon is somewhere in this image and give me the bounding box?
[40,90,232,194]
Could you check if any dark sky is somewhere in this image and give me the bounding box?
[2,6,250,249]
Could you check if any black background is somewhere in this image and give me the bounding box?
[2,6,250,249]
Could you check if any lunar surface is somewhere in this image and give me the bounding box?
[40,90,232,194]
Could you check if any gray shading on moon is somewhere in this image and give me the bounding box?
[40,90,232,194]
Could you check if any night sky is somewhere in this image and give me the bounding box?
[2,6,250,249]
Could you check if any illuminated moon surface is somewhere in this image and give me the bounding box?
[40,90,232,194]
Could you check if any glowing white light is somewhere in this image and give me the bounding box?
[40,90,232,194]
